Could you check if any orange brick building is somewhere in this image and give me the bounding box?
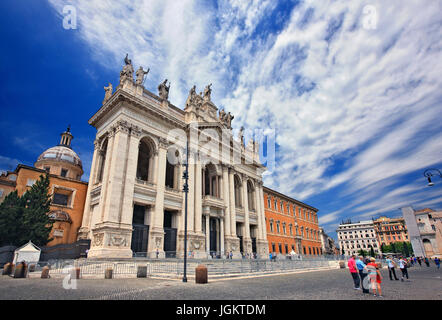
[263,187,321,256]
[0,128,88,246]
[373,216,409,247]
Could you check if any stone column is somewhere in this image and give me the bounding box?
[148,138,168,258]
[259,184,268,240]
[88,121,133,259]
[222,166,231,236]
[205,213,210,255]
[78,139,100,239]
[194,162,202,233]
[242,175,251,254]
[120,126,141,226]
[228,169,236,236]
[220,217,224,255]
[242,177,251,239]
[255,181,263,240]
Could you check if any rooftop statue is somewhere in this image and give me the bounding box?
[239,126,245,146]
[103,82,113,105]
[120,53,134,84]
[185,85,197,108]
[203,83,212,101]
[158,79,171,100]
[136,66,149,85]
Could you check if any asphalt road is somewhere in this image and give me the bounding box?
[0,265,440,300]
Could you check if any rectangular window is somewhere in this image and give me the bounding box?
[53,193,69,206]
[274,200,277,210]
[267,198,271,208]
[61,169,68,177]
[26,179,36,187]
[0,189,3,197]
[269,220,274,233]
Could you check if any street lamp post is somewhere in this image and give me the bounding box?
[423,168,442,186]
[182,138,189,283]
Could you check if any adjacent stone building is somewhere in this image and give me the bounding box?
[79,56,268,259]
[319,227,339,255]
[401,207,441,258]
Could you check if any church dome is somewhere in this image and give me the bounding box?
[34,126,84,180]
[37,145,83,169]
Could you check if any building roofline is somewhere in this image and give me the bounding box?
[263,186,318,212]
[13,164,88,185]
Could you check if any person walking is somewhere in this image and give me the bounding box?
[367,257,383,297]
[398,256,409,281]
[348,255,361,290]
[417,256,422,266]
[424,257,430,267]
[434,257,440,269]
[356,256,369,294]
[386,256,399,280]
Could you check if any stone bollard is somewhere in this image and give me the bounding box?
[2,263,14,276]
[137,266,147,278]
[339,261,346,269]
[195,265,208,284]
[13,262,27,278]
[70,267,81,280]
[105,268,113,279]
[41,266,50,279]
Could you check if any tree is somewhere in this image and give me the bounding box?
[20,174,53,246]
[369,246,376,257]
[403,241,410,257]
[0,191,25,246]
[391,242,397,254]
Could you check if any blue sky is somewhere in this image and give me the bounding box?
[1,0,441,239]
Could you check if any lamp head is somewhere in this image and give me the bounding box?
[427,176,434,187]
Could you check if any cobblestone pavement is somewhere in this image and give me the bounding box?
[0,265,440,300]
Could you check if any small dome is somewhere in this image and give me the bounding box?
[37,145,83,169]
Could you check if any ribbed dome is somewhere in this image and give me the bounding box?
[37,145,83,169]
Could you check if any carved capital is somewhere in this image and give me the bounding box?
[113,120,130,134]
[130,124,142,138]
[158,137,169,149]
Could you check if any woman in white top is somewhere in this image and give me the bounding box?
[398,256,409,281]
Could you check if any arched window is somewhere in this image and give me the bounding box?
[247,180,255,211]
[234,175,242,207]
[136,138,155,182]
[96,138,108,183]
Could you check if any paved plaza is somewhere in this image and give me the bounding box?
[0,264,440,300]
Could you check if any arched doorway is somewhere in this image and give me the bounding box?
[422,238,434,256]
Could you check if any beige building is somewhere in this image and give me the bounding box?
[79,56,268,259]
[414,209,441,258]
[336,220,380,256]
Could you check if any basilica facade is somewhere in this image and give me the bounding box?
[79,56,268,259]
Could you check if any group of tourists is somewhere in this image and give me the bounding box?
[410,256,440,268]
[348,254,440,298]
[348,255,384,297]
